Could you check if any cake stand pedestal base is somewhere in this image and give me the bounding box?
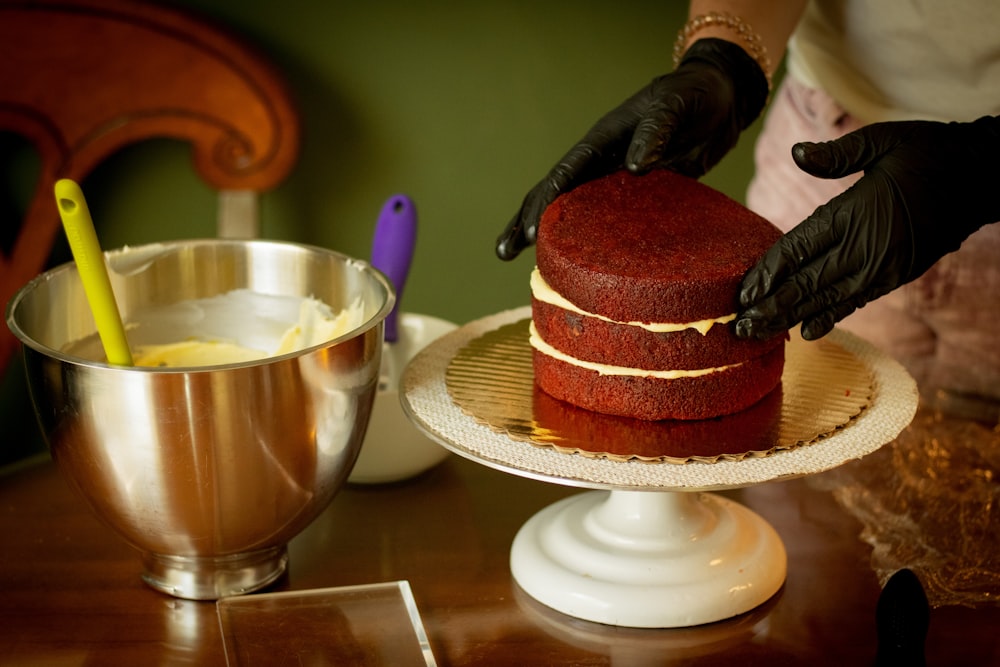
[510,489,787,628]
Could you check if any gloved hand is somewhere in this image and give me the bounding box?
[737,115,1000,341]
[495,38,769,260]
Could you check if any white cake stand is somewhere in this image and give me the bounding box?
[401,307,917,628]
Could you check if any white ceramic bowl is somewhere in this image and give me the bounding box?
[349,313,457,484]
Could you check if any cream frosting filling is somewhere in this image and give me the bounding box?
[132,295,365,367]
[133,340,269,367]
[529,322,741,378]
[531,267,734,336]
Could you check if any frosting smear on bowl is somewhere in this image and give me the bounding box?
[65,289,366,368]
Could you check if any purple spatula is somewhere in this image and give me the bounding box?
[370,194,417,343]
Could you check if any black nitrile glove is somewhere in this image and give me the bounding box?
[737,115,1000,341]
[495,38,769,260]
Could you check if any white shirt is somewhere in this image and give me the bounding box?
[786,0,1000,123]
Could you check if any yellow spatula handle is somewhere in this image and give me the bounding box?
[54,179,133,366]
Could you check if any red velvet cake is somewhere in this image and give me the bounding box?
[531,169,786,421]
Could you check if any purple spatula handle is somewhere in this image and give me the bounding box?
[370,194,417,342]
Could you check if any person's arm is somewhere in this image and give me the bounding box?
[496,2,802,261]
[680,1,806,81]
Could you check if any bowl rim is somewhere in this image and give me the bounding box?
[5,238,396,372]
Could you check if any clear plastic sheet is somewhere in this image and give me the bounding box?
[811,405,1000,608]
[217,581,437,666]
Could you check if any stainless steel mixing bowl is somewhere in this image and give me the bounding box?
[6,240,394,600]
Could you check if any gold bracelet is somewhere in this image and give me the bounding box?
[672,11,773,91]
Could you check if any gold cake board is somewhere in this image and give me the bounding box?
[446,317,874,465]
[402,306,917,492]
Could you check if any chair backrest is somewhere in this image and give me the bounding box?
[0,0,300,372]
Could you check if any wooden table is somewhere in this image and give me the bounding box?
[2,445,998,666]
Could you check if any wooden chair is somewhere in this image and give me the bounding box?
[0,0,301,373]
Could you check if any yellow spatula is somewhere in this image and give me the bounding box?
[54,179,133,366]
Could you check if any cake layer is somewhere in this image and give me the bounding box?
[532,345,786,421]
[536,169,783,323]
[531,383,784,461]
[532,297,783,371]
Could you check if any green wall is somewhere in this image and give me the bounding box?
[2,1,768,465]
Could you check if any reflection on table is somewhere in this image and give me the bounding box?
[0,405,998,665]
